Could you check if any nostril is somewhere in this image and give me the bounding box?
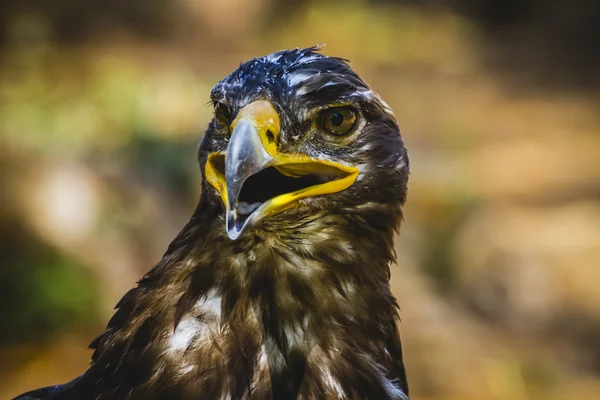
[266,130,275,144]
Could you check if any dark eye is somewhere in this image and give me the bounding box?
[214,102,231,128]
[319,107,358,135]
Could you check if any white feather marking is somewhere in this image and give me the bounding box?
[345,282,356,295]
[351,201,385,212]
[379,98,395,116]
[296,85,311,96]
[288,72,314,87]
[195,289,222,319]
[168,291,221,354]
[169,317,207,353]
[180,365,195,375]
[298,54,321,64]
[381,378,408,400]
[374,363,408,400]
[265,53,282,63]
[355,163,369,179]
[305,80,339,94]
[395,157,407,171]
[319,365,346,398]
[356,89,375,100]
[294,77,332,95]
[258,344,268,366]
[356,89,395,116]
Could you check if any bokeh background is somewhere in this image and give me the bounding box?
[1,0,600,399]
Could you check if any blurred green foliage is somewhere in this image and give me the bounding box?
[0,219,99,345]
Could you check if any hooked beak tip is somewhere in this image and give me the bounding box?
[225,209,240,240]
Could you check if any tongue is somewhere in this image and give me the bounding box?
[236,201,262,216]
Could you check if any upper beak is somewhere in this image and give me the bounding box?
[205,100,359,240]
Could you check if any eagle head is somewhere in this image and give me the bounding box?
[199,47,409,241]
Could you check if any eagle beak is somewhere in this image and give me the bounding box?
[223,101,279,239]
[205,100,359,240]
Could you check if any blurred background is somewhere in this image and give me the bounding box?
[1,0,599,399]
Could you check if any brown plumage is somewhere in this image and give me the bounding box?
[16,47,410,400]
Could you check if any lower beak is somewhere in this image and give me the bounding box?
[205,100,359,240]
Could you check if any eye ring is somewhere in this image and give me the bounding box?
[318,106,358,136]
[214,101,232,128]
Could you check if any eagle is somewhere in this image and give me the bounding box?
[16,47,410,400]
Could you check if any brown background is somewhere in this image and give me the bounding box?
[1,1,599,399]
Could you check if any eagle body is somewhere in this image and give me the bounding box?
[16,48,410,400]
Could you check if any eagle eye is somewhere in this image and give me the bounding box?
[318,106,357,136]
[214,102,232,128]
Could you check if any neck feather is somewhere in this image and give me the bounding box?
[82,200,408,399]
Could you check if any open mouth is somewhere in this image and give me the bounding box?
[238,167,325,215]
[207,154,353,217]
